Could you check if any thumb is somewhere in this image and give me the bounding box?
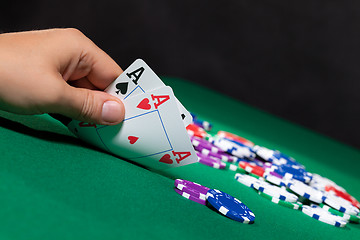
[55,85,125,125]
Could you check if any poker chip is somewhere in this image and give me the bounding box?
[252,146,275,162]
[191,136,224,153]
[234,173,260,188]
[263,173,289,187]
[324,185,360,209]
[287,180,324,204]
[217,131,254,147]
[186,123,208,138]
[238,161,265,177]
[174,188,207,205]
[196,147,236,163]
[319,203,360,223]
[301,205,347,227]
[258,191,303,210]
[174,179,210,200]
[206,189,255,223]
[197,153,226,169]
[309,174,346,193]
[270,151,305,169]
[322,192,360,216]
[272,164,312,183]
[254,180,298,202]
[212,138,255,159]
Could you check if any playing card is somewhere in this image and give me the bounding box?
[96,86,197,170]
[105,59,192,127]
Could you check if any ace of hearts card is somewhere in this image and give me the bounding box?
[68,86,197,170]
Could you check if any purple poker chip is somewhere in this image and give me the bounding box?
[198,154,226,169]
[196,146,236,163]
[190,136,214,147]
[174,179,210,199]
[174,188,207,205]
[191,137,225,154]
[193,143,224,155]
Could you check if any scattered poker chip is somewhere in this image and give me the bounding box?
[263,173,289,187]
[212,138,255,159]
[270,151,305,169]
[322,192,360,216]
[258,191,303,210]
[174,179,210,201]
[196,147,236,163]
[301,205,347,227]
[252,145,275,162]
[186,123,208,138]
[254,180,298,202]
[174,188,207,205]
[309,174,346,193]
[234,173,260,188]
[324,185,360,209]
[206,189,255,223]
[197,153,226,169]
[217,131,254,147]
[287,180,324,204]
[239,162,265,177]
[193,143,224,155]
[191,136,224,153]
[319,203,360,223]
[272,164,312,183]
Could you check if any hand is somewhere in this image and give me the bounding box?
[0,28,125,125]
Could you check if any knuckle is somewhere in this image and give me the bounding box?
[64,28,84,37]
[78,90,97,121]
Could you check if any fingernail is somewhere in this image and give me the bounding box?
[102,101,123,123]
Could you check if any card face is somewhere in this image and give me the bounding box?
[96,86,197,170]
[105,59,192,127]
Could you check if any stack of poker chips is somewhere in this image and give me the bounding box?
[182,113,360,228]
[174,179,256,224]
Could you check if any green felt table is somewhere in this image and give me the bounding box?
[1,77,360,240]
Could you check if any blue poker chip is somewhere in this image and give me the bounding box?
[206,189,256,223]
[212,138,256,159]
[273,164,312,183]
[270,151,305,168]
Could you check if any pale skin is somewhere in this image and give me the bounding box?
[0,28,125,125]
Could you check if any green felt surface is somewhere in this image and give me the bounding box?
[0,77,360,240]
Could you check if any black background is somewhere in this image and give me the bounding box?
[2,0,359,148]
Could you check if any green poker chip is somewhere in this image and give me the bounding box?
[258,191,303,210]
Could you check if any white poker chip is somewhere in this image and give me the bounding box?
[309,173,346,193]
[287,180,324,203]
[252,145,274,161]
[234,173,259,188]
[255,180,298,202]
[212,138,255,159]
[323,192,359,216]
[302,205,347,227]
[264,173,291,187]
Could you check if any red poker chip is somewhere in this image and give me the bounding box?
[325,185,360,209]
[187,123,207,138]
[217,131,254,147]
[239,161,265,177]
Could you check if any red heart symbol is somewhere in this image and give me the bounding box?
[128,136,139,144]
[159,154,173,164]
[137,98,151,110]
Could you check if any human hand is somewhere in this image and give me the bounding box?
[0,28,125,125]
